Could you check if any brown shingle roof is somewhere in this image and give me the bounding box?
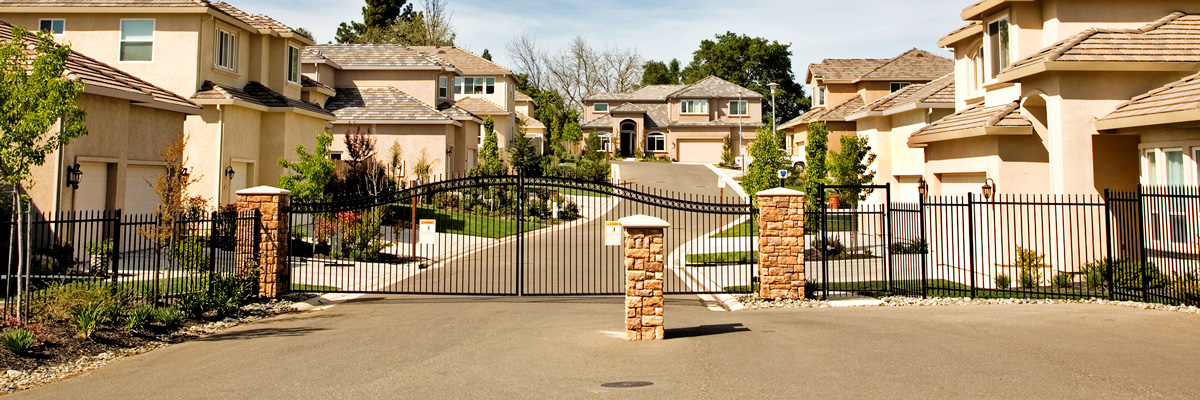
[0,0,206,5]
[859,49,954,81]
[809,59,889,82]
[325,87,450,122]
[852,73,956,118]
[517,112,545,130]
[779,108,825,130]
[193,80,332,117]
[1004,13,1200,77]
[300,76,332,92]
[303,44,448,69]
[0,20,199,113]
[209,1,302,36]
[581,103,672,129]
[453,97,507,116]
[910,102,1030,139]
[819,95,865,121]
[939,21,982,46]
[669,76,762,99]
[1097,72,1200,129]
[439,104,478,121]
[587,84,687,101]
[515,91,534,103]
[408,46,511,75]
[611,103,647,113]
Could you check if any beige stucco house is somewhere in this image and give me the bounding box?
[781,49,953,157]
[917,0,1200,197]
[0,0,338,206]
[0,20,202,215]
[302,44,481,177]
[581,76,762,163]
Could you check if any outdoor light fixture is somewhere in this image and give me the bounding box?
[917,177,928,198]
[982,178,996,201]
[65,163,82,189]
[224,166,235,179]
[180,167,190,179]
[446,147,453,155]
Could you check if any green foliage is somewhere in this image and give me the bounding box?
[28,281,128,321]
[70,301,113,339]
[719,134,739,169]
[1081,257,1169,289]
[35,240,76,274]
[1014,247,1047,289]
[802,123,830,213]
[206,274,254,318]
[513,74,581,157]
[413,150,434,184]
[1081,262,1106,289]
[1169,272,1200,302]
[743,126,789,200]
[481,49,492,61]
[1,327,37,354]
[279,131,336,203]
[171,236,211,273]
[827,134,877,207]
[889,238,928,255]
[175,293,208,318]
[809,236,845,258]
[641,59,682,86]
[679,32,808,122]
[1052,272,1074,289]
[0,26,88,187]
[508,130,540,173]
[995,274,1012,290]
[85,239,114,257]
[559,121,583,154]
[126,304,155,333]
[471,117,506,177]
[153,307,184,328]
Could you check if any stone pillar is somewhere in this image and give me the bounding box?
[756,188,806,299]
[619,215,669,341]
[235,186,291,298]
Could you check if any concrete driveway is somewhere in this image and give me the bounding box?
[11,297,1200,399]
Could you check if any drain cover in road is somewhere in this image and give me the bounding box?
[601,381,653,388]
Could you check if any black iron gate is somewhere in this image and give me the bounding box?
[287,174,756,296]
[808,183,897,298]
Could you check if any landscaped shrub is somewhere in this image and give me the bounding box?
[1,327,38,355]
[153,307,184,328]
[1168,272,1200,303]
[29,281,129,321]
[1079,258,1169,289]
[85,238,114,276]
[71,301,113,339]
[1014,247,1047,289]
[888,238,928,255]
[175,292,208,318]
[809,236,845,258]
[206,274,253,318]
[172,235,211,272]
[558,201,580,221]
[805,278,821,299]
[126,304,156,333]
[995,274,1012,290]
[1081,262,1106,289]
[1052,272,1074,289]
[36,240,77,274]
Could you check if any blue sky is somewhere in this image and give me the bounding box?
[235,0,969,86]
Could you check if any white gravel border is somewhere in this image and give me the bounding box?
[735,294,1200,315]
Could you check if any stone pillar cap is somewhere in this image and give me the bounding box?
[618,214,670,229]
[236,186,292,196]
[756,187,805,196]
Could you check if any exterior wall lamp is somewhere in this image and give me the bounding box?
[917,177,928,198]
[982,178,996,200]
[65,163,82,189]
[224,166,235,179]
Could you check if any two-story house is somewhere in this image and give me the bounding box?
[781,49,953,156]
[0,0,338,205]
[581,76,762,163]
[1,20,202,215]
[916,0,1200,196]
[302,44,481,177]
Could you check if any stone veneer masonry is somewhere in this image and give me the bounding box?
[236,186,291,298]
[756,188,806,299]
[620,215,669,341]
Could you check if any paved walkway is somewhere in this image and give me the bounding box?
[11,297,1200,399]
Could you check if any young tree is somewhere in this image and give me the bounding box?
[278,132,336,203]
[136,133,202,303]
[559,121,583,154]
[386,142,404,183]
[742,126,789,199]
[680,32,809,122]
[0,26,87,320]
[341,128,386,195]
[335,0,454,46]
[718,133,738,169]
[471,116,505,176]
[828,134,877,206]
[507,126,540,175]
[801,123,830,212]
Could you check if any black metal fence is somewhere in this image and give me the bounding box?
[0,209,260,316]
[815,185,1200,307]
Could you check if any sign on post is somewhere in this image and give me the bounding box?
[604,221,622,246]
[777,169,789,179]
[418,219,437,245]
[717,179,726,189]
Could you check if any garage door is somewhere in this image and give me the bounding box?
[125,165,165,215]
[74,162,109,211]
[939,173,986,197]
[676,139,724,164]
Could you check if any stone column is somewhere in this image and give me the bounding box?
[756,188,806,299]
[619,215,669,341]
[235,186,291,298]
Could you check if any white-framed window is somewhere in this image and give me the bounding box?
[1144,149,1159,186]
[287,45,300,84]
[890,82,911,92]
[972,46,985,92]
[215,28,236,71]
[817,86,826,106]
[987,16,1011,79]
[593,103,608,112]
[1193,148,1200,185]
[1165,148,1185,186]
[38,19,65,35]
[598,133,611,152]
[647,132,665,152]
[680,99,708,114]
[729,100,748,116]
[439,76,448,98]
[119,19,154,62]
[453,77,495,94]
[329,151,343,160]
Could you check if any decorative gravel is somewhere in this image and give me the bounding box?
[736,293,1200,315]
[0,294,317,394]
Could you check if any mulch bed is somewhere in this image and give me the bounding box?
[0,318,191,372]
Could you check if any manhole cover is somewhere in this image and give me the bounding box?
[601,381,653,388]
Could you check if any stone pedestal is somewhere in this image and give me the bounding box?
[235,186,291,298]
[756,188,806,299]
[619,215,669,341]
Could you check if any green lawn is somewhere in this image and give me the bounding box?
[393,206,545,238]
[292,283,340,292]
[722,279,1118,299]
[709,215,855,238]
[686,251,757,265]
[531,185,612,197]
[710,220,757,238]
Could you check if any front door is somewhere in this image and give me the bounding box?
[620,121,636,158]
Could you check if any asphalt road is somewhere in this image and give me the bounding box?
[11,297,1200,399]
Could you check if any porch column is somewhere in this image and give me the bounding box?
[756,188,806,299]
[619,214,669,341]
[235,186,291,298]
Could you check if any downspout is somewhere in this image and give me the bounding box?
[216,104,225,204]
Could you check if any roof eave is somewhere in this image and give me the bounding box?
[84,84,154,105]
[1095,109,1200,132]
[999,61,1200,83]
[938,24,983,47]
[908,125,1031,145]
[961,0,1036,21]
[845,110,882,121]
[132,100,203,115]
[302,86,337,97]
[332,119,459,126]
[0,6,209,13]
[270,107,336,121]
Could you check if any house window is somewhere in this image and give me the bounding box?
[647,132,665,152]
[987,16,1011,79]
[119,19,154,62]
[729,100,748,116]
[680,99,708,114]
[329,152,342,160]
[453,77,495,94]
[38,19,65,35]
[439,77,448,98]
[1144,150,1159,186]
[972,47,985,91]
[215,29,236,71]
[818,86,826,106]
[1194,148,1200,185]
[1166,149,1185,186]
[593,103,608,112]
[890,82,911,92]
[287,45,300,83]
[598,133,611,152]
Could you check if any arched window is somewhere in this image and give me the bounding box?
[647,132,666,152]
[598,132,612,152]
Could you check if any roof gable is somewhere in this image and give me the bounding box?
[408,46,511,75]
[1096,72,1200,130]
[325,86,450,122]
[808,48,952,84]
[669,76,762,99]
[303,44,450,69]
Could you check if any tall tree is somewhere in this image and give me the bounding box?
[335,0,454,46]
[641,58,682,86]
[801,123,830,213]
[508,34,642,111]
[742,126,790,200]
[507,125,540,174]
[681,32,808,123]
[278,132,336,203]
[335,0,413,44]
[827,135,876,206]
[481,49,492,61]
